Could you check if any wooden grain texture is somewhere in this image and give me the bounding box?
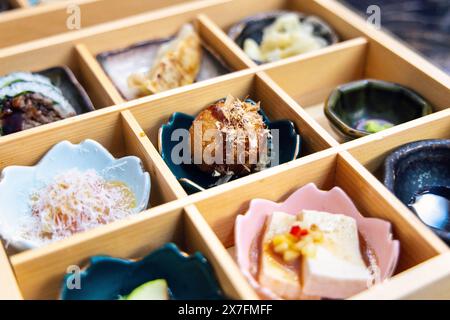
[365,40,450,110]
[10,204,187,299]
[0,0,448,301]
[0,109,176,207]
[0,0,228,65]
[259,38,367,144]
[0,109,125,169]
[344,109,450,173]
[195,0,286,29]
[190,149,449,299]
[335,152,448,272]
[127,71,334,160]
[196,14,256,70]
[351,252,450,300]
[128,70,256,146]
[0,245,22,300]
[121,110,187,202]
[192,150,448,270]
[298,0,450,109]
[184,205,259,299]
[75,43,124,107]
[0,0,198,48]
[194,151,338,247]
[261,37,367,104]
[255,72,339,152]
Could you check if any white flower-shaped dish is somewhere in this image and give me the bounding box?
[0,139,151,251]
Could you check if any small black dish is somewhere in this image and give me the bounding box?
[39,66,95,114]
[383,139,450,244]
[0,0,11,13]
[228,10,339,64]
[325,79,433,140]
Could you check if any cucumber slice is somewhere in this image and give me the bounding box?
[126,279,169,300]
[0,72,57,90]
[0,81,75,118]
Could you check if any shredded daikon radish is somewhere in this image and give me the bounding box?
[244,14,327,62]
[19,169,136,245]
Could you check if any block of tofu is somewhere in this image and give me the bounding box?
[258,211,302,300]
[299,210,371,299]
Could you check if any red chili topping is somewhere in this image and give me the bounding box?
[289,225,302,238]
[300,229,309,236]
[290,225,309,238]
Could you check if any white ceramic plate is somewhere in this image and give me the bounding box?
[0,139,151,251]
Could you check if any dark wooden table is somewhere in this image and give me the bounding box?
[341,0,450,73]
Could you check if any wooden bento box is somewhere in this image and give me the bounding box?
[0,0,449,300]
[0,0,198,48]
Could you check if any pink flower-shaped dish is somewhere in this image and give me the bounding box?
[235,183,400,299]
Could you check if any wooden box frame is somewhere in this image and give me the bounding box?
[0,0,448,300]
[0,0,202,48]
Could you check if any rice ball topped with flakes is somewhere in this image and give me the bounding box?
[189,94,271,177]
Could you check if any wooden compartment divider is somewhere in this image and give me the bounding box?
[351,252,450,300]
[187,150,448,299]
[343,109,450,173]
[255,71,341,149]
[0,0,449,300]
[184,205,259,300]
[4,108,190,299]
[0,245,22,300]
[336,152,449,261]
[196,14,257,70]
[74,43,125,106]
[0,0,203,48]
[10,205,187,300]
[120,110,187,200]
[262,39,450,144]
[69,12,257,106]
[261,37,368,143]
[127,71,335,157]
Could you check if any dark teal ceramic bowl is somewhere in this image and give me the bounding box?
[324,79,433,140]
[158,99,301,194]
[60,243,224,300]
[383,139,450,244]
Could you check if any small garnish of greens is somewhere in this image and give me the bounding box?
[122,279,169,300]
[271,224,324,262]
[21,168,136,245]
[363,120,394,133]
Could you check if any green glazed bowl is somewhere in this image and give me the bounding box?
[324,79,433,140]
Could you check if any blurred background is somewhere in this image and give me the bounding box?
[341,0,450,73]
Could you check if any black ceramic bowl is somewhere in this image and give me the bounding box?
[0,0,11,13]
[39,66,95,114]
[228,10,339,64]
[383,139,450,244]
[324,79,433,140]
